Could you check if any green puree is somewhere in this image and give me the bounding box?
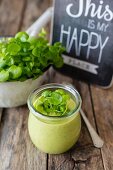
[33,89,76,117]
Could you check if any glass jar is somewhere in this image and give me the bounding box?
[27,83,82,154]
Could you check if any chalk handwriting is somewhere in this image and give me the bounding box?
[66,0,113,21]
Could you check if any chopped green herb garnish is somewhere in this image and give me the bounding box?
[33,89,76,117]
[0,30,65,82]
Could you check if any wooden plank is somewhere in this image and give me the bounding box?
[0,108,3,122]
[21,0,51,31]
[48,70,104,170]
[0,0,26,35]
[48,146,103,170]
[90,85,113,170]
[0,106,47,170]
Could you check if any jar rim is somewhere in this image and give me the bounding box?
[27,83,82,121]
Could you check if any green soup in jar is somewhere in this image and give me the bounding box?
[27,84,82,154]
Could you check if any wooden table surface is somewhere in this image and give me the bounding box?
[0,0,113,170]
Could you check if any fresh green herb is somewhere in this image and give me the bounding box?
[33,89,76,117]
[0,30,65,82]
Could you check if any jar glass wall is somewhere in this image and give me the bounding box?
[27,84,82,154]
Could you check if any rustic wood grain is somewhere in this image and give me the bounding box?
[0,107,47,170]
[0,0,26,35]
[0,108,3,123]
[21,0,51,31]
[91,85,113,170]
[48,70,104,170]
[48,146,103,170]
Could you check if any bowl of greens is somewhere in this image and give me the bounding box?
[0,31,65,107]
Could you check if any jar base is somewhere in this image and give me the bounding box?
[30,133,80,154]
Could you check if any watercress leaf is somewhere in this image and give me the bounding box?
[8,65,22,79]
[28,37,39,49]
[33,97,43,106]
[0,58,6,68]
[5,56,15,66]
[53,55,64,68]
[38,28,47,38]
[32,47,39,56]
[7,43,21,55]
[15,32,29,42]
[18,76,26,82]
[0,70,9,82]
[43,100,52,113]
[20,42,31,52]
[23,66,32,77]
[55,89,65,95]
[58,105,66,113]
[42,90,52,97]
[50,92,62,105]
[32,68,42,74]
[22,56,31,61]
[38,96,45,103]
[34,103,47,115]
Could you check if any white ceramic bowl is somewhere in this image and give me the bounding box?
[0,71,48,108]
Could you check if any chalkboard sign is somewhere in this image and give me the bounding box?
[52,0,113,87]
